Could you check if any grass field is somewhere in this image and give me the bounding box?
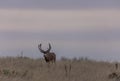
[0,57,118,81]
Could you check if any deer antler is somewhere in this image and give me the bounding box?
[38,43,51,53]
[38,44,46,53]
[46,43,51,53]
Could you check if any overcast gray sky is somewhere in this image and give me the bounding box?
[0,0,120,61]
[0,0,119,9]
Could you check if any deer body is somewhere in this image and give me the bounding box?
[38,43,56,63]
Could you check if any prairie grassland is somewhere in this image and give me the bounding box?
[0,57,118,81]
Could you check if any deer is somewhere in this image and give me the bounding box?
[38,43,56,63]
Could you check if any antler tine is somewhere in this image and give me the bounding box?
[49,43,51,49]
[46,43,51,53]
[38,43,41,49]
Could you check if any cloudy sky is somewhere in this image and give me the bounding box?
[0,0,120,61]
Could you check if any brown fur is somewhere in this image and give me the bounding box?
[44,52,56,63]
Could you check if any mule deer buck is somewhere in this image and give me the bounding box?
[38,43,56,63]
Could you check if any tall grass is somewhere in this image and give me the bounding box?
[0,56,117,81]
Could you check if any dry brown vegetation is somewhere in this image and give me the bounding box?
[0,57,118,81]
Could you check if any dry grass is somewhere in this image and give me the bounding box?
[0,57,118,81]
